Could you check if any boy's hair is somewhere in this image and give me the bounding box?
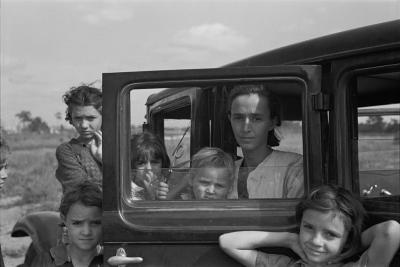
[63,85,102,124]
[130,131,171,169]
[59,180,102,218]
[190,147,234,183]
[296,184,366,260]
[227,83,282,146]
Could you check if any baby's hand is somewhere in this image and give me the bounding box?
[89,130,102,163]
[156,181,169,200]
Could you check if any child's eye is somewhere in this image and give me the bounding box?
[324,231,340,239]
[303,224,313,230]
[91,220,102,226]
[215,184,225,189]
[232,115,245,121]
[72,221,82,225]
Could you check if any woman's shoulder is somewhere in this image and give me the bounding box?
[270,150,303,162]
[56,138,82,154]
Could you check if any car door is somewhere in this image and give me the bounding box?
[330,51,400,265]
[102,66,325,267]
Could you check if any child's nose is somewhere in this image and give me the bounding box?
[311,233,324,246]
[0,168,7,179]
[81,119,89,128]
[144,162,152,169]
[206,185,215,193]
[81,223,92,235]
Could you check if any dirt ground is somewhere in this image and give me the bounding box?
[0,197,33,267]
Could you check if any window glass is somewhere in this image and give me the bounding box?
[358,104,400,197]
[164,119,191,167]
[127,81,305,203]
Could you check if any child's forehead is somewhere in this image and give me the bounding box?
[302,209,347,229]
[66,202,101,218]
[194,167,232,179]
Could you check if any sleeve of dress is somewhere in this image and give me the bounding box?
[55,143,88,192]
[341,250,369,267]
[285,155,304,198]
[255,251,294,267]
[29,250,54,267]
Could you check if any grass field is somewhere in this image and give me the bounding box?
[1,132,68,266]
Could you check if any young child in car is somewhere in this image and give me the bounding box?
[130,131,171,200]
[35,181,103,267]
[157,147,234,200]
[219,184,400,267]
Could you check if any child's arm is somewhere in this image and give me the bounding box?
[360,220,400,266]
[219,231,303,267]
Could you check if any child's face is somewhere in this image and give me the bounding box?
[299,209,349,265]
[63,201,102,252]
[133,159,162,187]
[0,160,8,189]
[70,105,102,141]
[192,167,232,200]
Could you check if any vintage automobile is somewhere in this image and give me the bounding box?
[12,20,400,266]
[102,19,400,266]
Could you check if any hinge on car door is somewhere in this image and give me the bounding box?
[312,93,331,111]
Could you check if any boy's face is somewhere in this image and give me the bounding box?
[192,167,232,200]
[0,160,8,189]
[63,201,102,252]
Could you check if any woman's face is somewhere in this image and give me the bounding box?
[70,105,102,141]
[229,94,276,153]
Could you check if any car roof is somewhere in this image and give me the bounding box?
[225,19,400,67]
[147,20,400,105]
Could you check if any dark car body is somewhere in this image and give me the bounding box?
[101,20,400,266]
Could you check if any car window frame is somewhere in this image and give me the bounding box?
[102,66,324,238]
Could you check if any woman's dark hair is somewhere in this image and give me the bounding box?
[63,85,102,124]
[130,131,171,169]
[59,180,102,218]
[227,83,282,146]
[296,184,366,260]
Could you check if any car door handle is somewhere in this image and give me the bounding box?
[107,247,143,266]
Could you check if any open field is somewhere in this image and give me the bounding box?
[1,133,65,266]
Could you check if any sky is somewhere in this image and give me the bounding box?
[1,0,399,130]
